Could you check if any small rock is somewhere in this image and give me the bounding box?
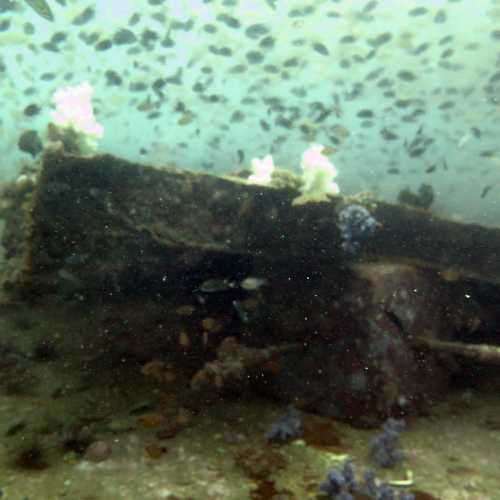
[145,443,167,459]
[85,440,112,462]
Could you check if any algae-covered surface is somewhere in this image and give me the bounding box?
[0,303,499,500]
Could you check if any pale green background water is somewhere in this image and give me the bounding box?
[1,0,500,225]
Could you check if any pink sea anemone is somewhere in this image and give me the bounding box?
[51,81,103,138]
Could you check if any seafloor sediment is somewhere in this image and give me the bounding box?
[1,152,500,499]
[0,302,499,500]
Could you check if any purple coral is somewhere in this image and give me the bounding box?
[265,406,303,443]
[370,418,406,468]
[319,460,414,500]
[320,461,357,498]
[337,204,379,254]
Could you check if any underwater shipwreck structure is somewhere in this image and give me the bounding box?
[1,149,500,428]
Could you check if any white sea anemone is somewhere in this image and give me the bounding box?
[292,144,340,205]
[248,154,275,186]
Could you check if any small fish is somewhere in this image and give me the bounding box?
[178,113,194,126]
[368,34,391,48]
[480,150,496,158]
[362,0,378,13]
[137,97,155,112]
[357,109,374,118]
[439,35,453,45]
[322,146,337,156]
[332,94,343,118]
[408,7,428,16]
[413,42,430,55]
[409,147,426,157]
[259,119,270,131]
[398,70,417,81]
[381,128,399,141]
[438,100,455,110]
[340,35,357,44]
[312,42,329,56]
[481,185,494,199]
[471,127,481,139]
[25,0,54,21]
[197,279,235,293]
[240,276,267,291]
[409,137,423,149]
[344,83,363,100]
[425,163,437,174]
[434,9,447,24]
[332,124,350,139]
[315,109,331,123]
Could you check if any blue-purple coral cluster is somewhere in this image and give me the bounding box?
[319,460,414,500]
[337,204,379,254]
[266,406,303,443]
[370,418,406,468]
